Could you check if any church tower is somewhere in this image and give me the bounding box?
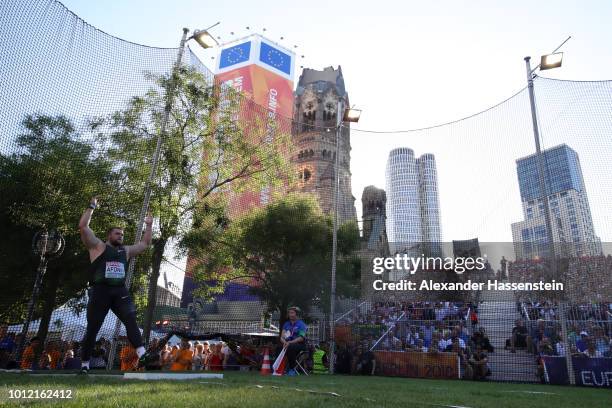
[292,66,357,225]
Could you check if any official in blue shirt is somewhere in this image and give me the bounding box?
[280,306,307,376]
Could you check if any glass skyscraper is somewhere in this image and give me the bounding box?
[511,144,601,259]
[385,148,442,256]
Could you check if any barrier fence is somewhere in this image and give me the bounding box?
[0,0,611,387]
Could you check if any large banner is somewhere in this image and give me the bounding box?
[181,35,295,306]
[374,351,460,379]
[542,356,612,387]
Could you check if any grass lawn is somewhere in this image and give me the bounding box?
[1,371,611,408]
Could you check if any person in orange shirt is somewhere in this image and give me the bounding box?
[45,341,62,370]
[160,344,173,370]
[120,343,138,371]
[20,337,41,370]
[170,339,193,371]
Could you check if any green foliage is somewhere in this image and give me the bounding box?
[182,193,361,319]
[0,114,117,323]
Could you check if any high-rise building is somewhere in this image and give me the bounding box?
[292,66,357,225]
[385,148,442,256]
[511,144,601,259]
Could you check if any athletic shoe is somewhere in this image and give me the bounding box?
[286,369,297,376]
[79,366,89,375]
[137,350,159,369]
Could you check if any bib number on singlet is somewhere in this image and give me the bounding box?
[105,261,125,280]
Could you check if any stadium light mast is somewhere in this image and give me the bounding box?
[107,24,219,370]
[523,35,574,385]
[329,101,361,374]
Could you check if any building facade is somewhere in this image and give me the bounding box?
[511,144,601,259]
[359,186,390,297]
[385,148,442,256]
[292,66,357,225]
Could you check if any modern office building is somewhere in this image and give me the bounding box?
[385,148,442,256]
[511,144,601,259]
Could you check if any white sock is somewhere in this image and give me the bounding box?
[81,361,89,369]
[136,346,146,358]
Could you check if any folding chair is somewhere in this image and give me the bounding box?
[294,350,310,375]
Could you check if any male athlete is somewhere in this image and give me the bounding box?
[78,196,152,373]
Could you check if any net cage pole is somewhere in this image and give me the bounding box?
[524,56,575,385]
[328,98,345,374]
[106,28,190,370]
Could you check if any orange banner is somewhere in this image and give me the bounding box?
[373,351,460,379]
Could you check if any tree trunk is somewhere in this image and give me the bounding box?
[142,237,167,345]
[34,268,61,365]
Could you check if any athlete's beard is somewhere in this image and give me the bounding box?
[108,238,123,247]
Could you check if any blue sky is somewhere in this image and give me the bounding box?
[59,0,612,238]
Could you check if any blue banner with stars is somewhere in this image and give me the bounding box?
[219,41,251,69]
[259,41,291,75]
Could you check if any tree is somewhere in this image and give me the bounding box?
[181,193,361,329]
[92,65,293,341]
[0,114,119,347]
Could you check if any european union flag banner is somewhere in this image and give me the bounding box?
[219,41,251,69]
[259,41,291,75]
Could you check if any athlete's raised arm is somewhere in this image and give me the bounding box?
[78,197,104,251]
[125,213,153,260]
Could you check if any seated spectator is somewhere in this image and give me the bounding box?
[201,342,211,369]
[312,343,328,374]
[575,331,589,352]
[449,327,467,350]
[20,336,41,370]
[221,341,232,369]
[336,345,353,374]
[160,344,173,370]
[207,343,223,372]
[554,337,567,357]
[507,319,528,353]
[468,345,490,380]
[280,306,308,376]
[353,346,376,375]
[0,328,16,369]
[583,340,603,358]
[383,330,402,350]
[439,330,452,352]
[405,326,419,347]
[591,327,610,357]
[451,338,472,380]
[224,343,240,371]
[119,344,138,371]
[44,341,62,369]
[537,337,555,356]
[192,343,204,370]
[471,329,494,353]
[415,339,428,353]
[170,339,194,371]
[469,309,479,329]
[62,350,81,370]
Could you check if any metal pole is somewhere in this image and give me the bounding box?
[328,99,343,374]
[16,242,47,366]
[524,56,574,385]
[107,28,190,370]
[524,57,556,259]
